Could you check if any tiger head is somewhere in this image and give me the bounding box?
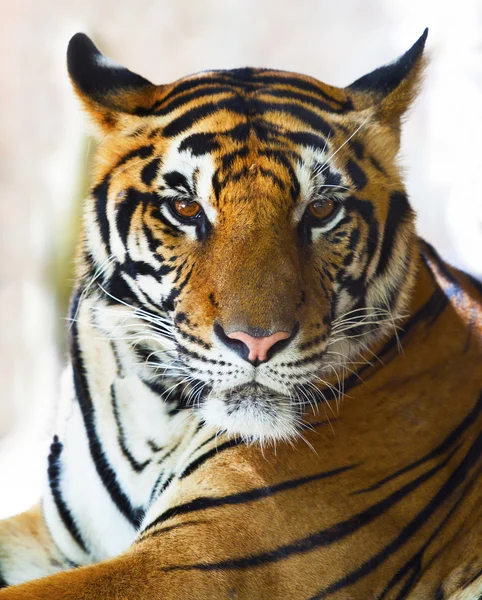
[68,31,427,442]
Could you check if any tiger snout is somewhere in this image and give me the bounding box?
[214,322,299,365]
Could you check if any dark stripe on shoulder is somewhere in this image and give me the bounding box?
[143,464,356,536]
[179,438,243,480]
[161,444,458,573]
[379,465,482,599]
[309,433,482,599]
[354,391,482,493]
[47,436,88,553]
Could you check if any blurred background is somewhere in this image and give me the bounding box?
[0,0,481,518]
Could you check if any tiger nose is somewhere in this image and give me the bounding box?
[228,330,291,364]
[214,323,298,365]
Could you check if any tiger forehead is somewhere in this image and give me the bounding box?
[141,67,354,119]
[152,77,353,197]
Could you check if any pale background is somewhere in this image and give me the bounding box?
[0,0,481,517]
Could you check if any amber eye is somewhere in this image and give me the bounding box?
[172,198,202,219]
[308,198,336,221]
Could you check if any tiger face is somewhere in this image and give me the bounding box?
[69,32,427,442]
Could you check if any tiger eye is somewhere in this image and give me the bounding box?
[308,198,336,220]
[173,199,201,219]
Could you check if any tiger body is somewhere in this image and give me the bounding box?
[0,30,481,599]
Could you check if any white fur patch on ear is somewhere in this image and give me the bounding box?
[94,53,125,71]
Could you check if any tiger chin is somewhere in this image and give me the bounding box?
[2,27,482,600]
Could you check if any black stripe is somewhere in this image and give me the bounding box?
[282,131,327,152]
[161,445,457,573]
[143,464,356,536]
[379,465,481,599]
[116,145,154,169]
[158,440,182,464]
[150,86,234,116]
[369,155,386,174]
[141,158,161,186]
[162,100,238,138]
[258,167,286,190]
[348,140,364,160]
[259,88,342,115]
[221,147,249,171]
[175,324,211,350]
[355,391,482,494]
[144,519,205,540]
[345,158,367,190]
[150,473,175,504]
[377,191,413,275]
[92,178,111,255]
[111,384,151,473]
[310,433,482,599]
[254,100,334,138]
[0,571,8,588]
[69,292,144,527]
[92,145,154,255]
[252,74,352,110]
[179,438,243,480]
[47,436,88,553]
[461,566,482,591]
[178,132,220,156]
[258,149,300,201]
[115,189,155,246]
[144,77,255,113]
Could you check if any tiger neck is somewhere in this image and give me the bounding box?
[67,289,201,505]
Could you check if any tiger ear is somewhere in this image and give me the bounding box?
[67,33,159,132]
[347,29,428,128]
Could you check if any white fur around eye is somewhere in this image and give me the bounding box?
[158,204,198,240]
[311,206,346,241]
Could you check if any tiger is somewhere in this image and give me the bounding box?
[0,27,481,599]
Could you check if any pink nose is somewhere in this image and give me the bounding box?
[227,330,291,363]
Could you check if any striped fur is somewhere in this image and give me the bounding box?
[0,29,481,599]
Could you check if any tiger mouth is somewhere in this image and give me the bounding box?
[223,382,286,404]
